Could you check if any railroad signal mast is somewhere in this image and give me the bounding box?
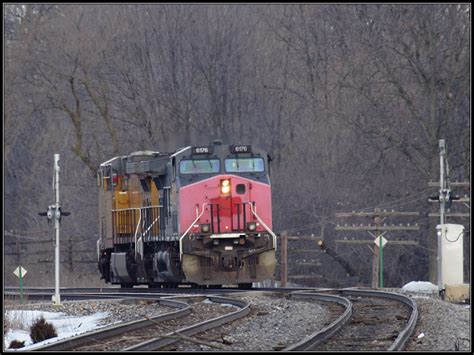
[428,140,470,220]
[38,154,70,306]
[335,209,419,288]
[428,139,469,292]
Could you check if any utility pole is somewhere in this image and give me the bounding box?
[335,209,419,288]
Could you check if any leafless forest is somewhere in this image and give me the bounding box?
[4,4,470,288]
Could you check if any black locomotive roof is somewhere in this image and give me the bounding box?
[173,142,266,160]
[98,142,269,181]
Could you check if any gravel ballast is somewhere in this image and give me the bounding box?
[171,293,333,351]
[404,295,470,351]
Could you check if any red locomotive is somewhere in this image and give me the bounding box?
[97,141,276,288]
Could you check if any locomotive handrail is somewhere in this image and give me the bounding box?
[134,209,142,260]
[179,203,208,260]
[111,206,162,212]
[249,202,277,251]
[143,215,160,236]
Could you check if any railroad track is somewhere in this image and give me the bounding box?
[156,289,417,351]
[6,287,418,351]
[123,296,250,351]
[29,295,249,351]
[284,289,418,351]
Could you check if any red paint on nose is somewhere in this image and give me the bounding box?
[210,196,247,232]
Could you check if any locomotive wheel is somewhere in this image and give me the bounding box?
[120,283,133,289]
[209,284,222,289]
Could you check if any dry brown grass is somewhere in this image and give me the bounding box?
[30,316,57,343]
[8,339,26,349]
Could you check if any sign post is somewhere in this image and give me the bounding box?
[13,266,27,303]
[374,235,387,288]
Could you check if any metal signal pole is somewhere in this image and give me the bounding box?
[38,155,70,306]
[437,140,445,292]
[439,140,447,226]
[53,154,61,306]
[428,141,469,288]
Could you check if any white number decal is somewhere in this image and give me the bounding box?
[196,147,209,154]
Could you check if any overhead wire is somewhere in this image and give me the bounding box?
[284,186,439,234]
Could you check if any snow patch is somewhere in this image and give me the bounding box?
[402,281,439,293]
[202,298,237,308]
[4,309,109,351]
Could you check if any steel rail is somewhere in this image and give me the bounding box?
[285,288,418,351]
[283,292,353,351]
[4,291,173,302]
[30,298,190,351]
[124,295,250,351]
[4,286,324,294]
[338,288,419,351]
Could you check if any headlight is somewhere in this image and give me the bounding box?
[247,222,257,232]
[220,179,231,194]
[201,224,211,233]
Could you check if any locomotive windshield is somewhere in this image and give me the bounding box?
[180,159,220,174]
[225,157,265,173]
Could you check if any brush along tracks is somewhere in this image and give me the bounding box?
[285,289,418,351]
[31,296,249,351]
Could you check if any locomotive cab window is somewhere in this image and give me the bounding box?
[225,157,265,173]
[179,159,220,175]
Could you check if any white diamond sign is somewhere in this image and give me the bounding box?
[13,266,27,278]
[374,236,387,249]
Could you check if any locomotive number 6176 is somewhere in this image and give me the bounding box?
[97,141,276,288]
